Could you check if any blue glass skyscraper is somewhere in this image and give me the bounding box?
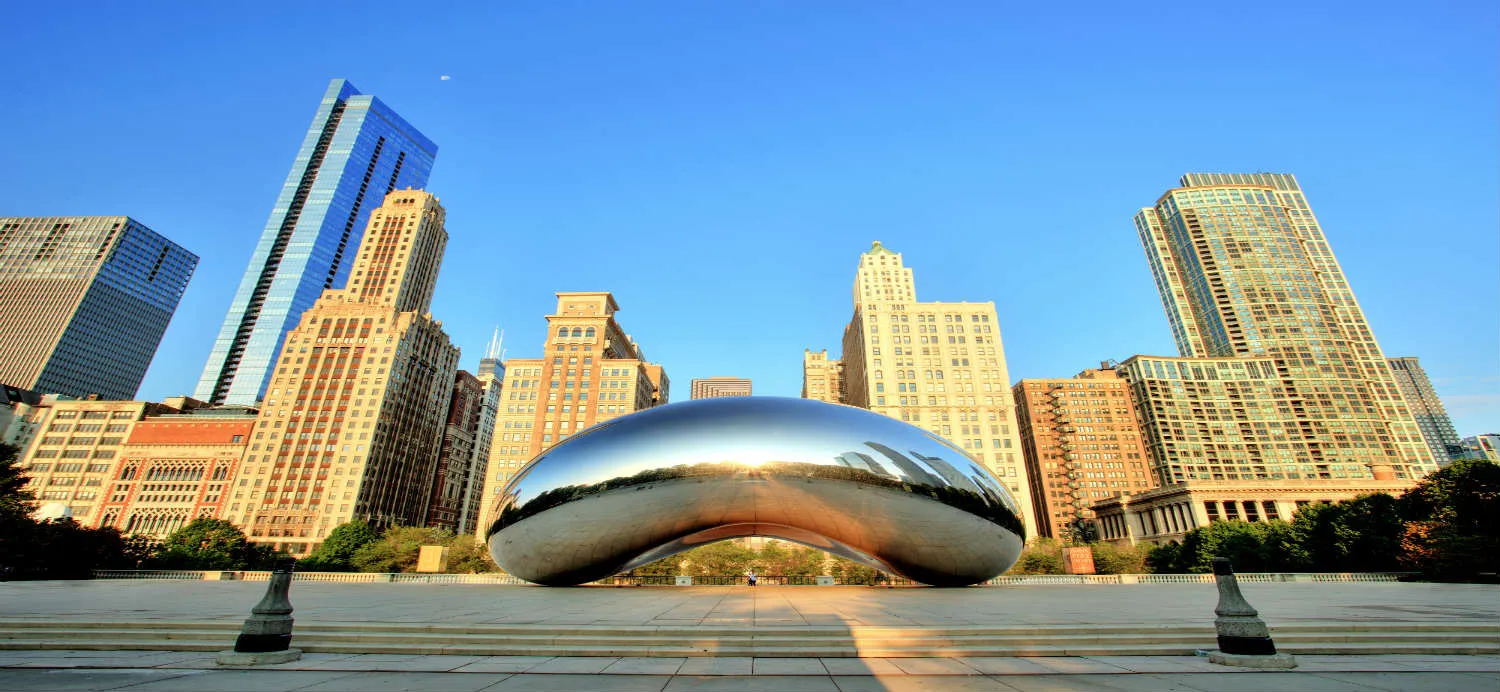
[196,79,436,405]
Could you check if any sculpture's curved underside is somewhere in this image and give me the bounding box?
[485,397,1025,586]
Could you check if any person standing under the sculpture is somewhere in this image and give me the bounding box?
[747,569,757,587]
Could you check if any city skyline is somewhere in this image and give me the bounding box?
[1,4,1494,435]
[196,79,437,407]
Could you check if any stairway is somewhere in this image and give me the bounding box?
[1,620,1495,657]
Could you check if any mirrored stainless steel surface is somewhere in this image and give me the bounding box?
[485,396,1025,586]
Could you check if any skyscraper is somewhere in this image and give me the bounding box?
[801,349,844,404]
[477,293,668,532]
[0,216,197,400]
[457,329,505,535]
[1135,173,1435,480]
[821,242,1036,536]
[197,79,436,406]
[1386,357,1462,465]
[1013,368,1156,539]
[690,377,752,399]
[426,370,485,532]
[228,190,458,554]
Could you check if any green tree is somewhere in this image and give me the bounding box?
[1008,538,1065,575]
[828,556,882,585]
[1399,458,1500,538]
[445,535,500,574]
[156,518,272,570]
[298,520,379,572]
[350,526,454,573]
[682,540,756,576]
[625,556,682,578]
[1144,542,1182,574]
[1291,494,1404,572]
[1398,458,1500,580]
[1090,542,1147,574]
[0,442,33,519]
[753,542,826,576]
[0,443,36,578]
[1172,519,1301,574]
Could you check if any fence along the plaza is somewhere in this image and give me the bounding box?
[90,570,1413,585]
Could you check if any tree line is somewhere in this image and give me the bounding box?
[1009,458,1498,581]
[3,438,1494,581]
[0,442,500,578]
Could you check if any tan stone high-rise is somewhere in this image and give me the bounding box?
[801,349,843,404]
[477,293,669,534]
[1136,173,1435,480]
[227,190,459,554]
[690,377,752,399]
[1013,368,1156,539]
[819,242,1037,537]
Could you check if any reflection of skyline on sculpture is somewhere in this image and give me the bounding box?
[485,397,1025,587]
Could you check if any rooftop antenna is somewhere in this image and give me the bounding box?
[484,326,504,360]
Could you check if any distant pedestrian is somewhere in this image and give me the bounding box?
[747,569,757,587]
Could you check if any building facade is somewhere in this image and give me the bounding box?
[197,79,437,406]
[97,409,255,537]
[477,292,669,533]
[425,370,483,532]
[1386,357,1462,465]
[1113,354,1418,484]
[1,386,49,450]
[457,332,505,535]
[820,242,1036,536]
[17,398,185,523]
[1093,478,1418,546]
[226,190,459,555]
[1135,173,1435,480]
[0,216,197,400]
[1459,434,1499,462]
[801,349,843,404]
[690,377,752,399]
[1013,368,1156,539]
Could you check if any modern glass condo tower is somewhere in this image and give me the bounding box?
[195,79,437,406]
[1133,173,1435,481]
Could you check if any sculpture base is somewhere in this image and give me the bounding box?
[1208,651,1298,669]
[215,648,302,666]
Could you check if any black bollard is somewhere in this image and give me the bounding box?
[217,557,302,665]
[1207,557,1296,668]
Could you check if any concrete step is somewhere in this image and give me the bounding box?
[1,638,1494,658]
[4,627,1491,646]
[5,619,1493,635]
[0,619,1493,658]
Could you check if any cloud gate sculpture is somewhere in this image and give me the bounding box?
[484,397,1025,586]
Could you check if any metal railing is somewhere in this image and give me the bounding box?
[89,570,1414,585]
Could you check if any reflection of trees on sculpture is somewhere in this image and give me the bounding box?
[625,541,865,581]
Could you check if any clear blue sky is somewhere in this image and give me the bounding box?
[2,2,1495,435]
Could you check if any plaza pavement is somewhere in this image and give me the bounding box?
[1,580,1496,627]
[0,651,1495,690]
[1,581,1497,689]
